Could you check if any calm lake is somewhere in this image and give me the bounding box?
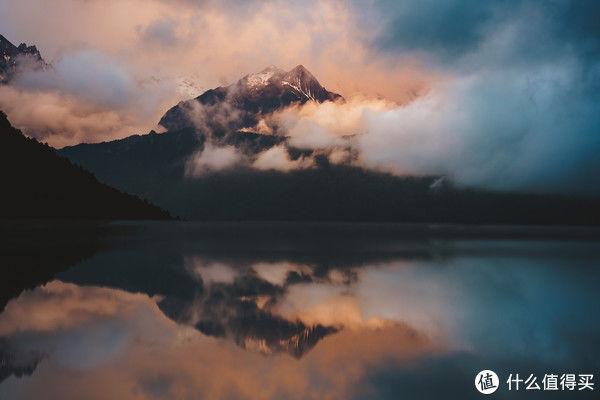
[1,221,599,399]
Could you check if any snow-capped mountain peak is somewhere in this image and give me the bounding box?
[281,65,321,101]
[159,65,342,131]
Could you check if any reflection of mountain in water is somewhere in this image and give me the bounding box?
[2,221,600,393]
[52,222,600,360]
[280,325,338,359]
[0,338,44,384]
[2,220,598,367]
[0,221,133,311]
[155,263,339,358]
[50,221,454,359]
[161,286,338,358]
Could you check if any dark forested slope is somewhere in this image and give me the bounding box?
[0,111,172,219]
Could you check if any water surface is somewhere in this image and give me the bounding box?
[1,222,599,399]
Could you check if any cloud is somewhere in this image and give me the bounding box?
[375,0,494,61]
[216,0,599,194]
[0,0,598,193]
[353,0,600,193]
[0,0,433,147]
[15,51,136,109]
[252,145,313,172]
[353,59,600,193]
[182,65,600,193]
[138,18,181,48]
[241,63,600,193]
[372,0,600,68]
[185,143,243,175]
[0,85,144,147]
[0,49,176,146]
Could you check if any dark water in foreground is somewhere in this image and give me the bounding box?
[1,221,599,399]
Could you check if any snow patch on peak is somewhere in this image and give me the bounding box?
[176,75,205,98]
[282,80,317,101]
[247,71,274,88]
[246,66,283,88]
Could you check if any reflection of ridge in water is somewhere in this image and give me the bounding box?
[157,266,339,358]
[51,221,600,361]
[1,222,600,399]
[0,338,44,383]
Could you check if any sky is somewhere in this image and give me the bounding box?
[0,0,599,194]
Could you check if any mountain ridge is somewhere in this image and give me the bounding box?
[158,65,342,132]
[59,123,600,225]
[46,65,600,225]
[0,34,47,83]
[0,110,173,220]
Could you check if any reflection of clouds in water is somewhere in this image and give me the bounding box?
[279,253,600,361]
[252,261,312,286]
[161,258,338,358]
[2,240,599,399]
[184,256,239,284]
[160,255,364,358]
[0,281,437,400]
[0,282,177,371]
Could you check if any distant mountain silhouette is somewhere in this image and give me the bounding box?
[58,66,600,225]
[0,111,172,219]
[0,34,48,84]
[159,65,341,132]
[60,125,600,225]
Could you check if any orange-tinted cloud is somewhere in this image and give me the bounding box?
[0,0,435,146]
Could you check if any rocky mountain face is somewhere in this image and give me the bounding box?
[159,65,342,132]
[0,34,47,83]
[57,66,600,225]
